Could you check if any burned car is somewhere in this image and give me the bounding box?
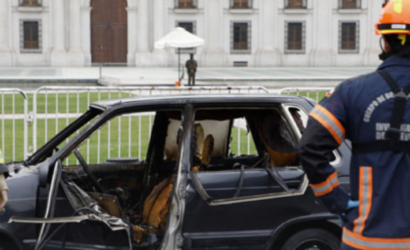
[0,94,351,250]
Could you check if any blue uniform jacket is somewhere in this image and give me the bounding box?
[299,56,410,250]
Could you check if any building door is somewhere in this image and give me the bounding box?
[91,0,127,64]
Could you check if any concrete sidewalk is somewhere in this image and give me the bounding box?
[0,66,377,88]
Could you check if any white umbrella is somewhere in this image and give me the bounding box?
[154,27,205,81]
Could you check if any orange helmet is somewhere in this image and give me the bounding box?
[375,0,410,35]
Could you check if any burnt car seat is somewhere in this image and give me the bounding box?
[142,123,214,230]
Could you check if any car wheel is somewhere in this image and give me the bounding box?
[281,228,340,250]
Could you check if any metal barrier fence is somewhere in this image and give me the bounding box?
[1,86,332,163]
[278,87,334,102]
[0,89,28,162]
[32,86,270,164]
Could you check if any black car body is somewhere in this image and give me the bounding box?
[0,94,351,250]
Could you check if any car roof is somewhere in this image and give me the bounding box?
[90,93,305,110]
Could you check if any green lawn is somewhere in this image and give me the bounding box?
[231,127,258,156]
[1,116,255,164]
[282,91,329,102]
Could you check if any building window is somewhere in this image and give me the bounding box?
[176,0,197,8]
[339,0,360,9]
[176,21,197,53]
[285,0,307,9]
[20,0,41,6]
[340,21,359,53]
[20,20,42,53]
[285,22,305,53]
[231,22,251,54]
[231,0,252,9]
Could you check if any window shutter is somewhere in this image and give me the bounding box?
[21,20,42,53]
[230,21,234,53]
[248,21,252,52]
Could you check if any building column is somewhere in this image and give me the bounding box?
[310,0,333,66]
[0,0,12,66]
[135,0,151,66]
[256,0,281,66]
[152,0,167,66]
[68,0,85,66]
[364,0,382,65]
[51,0,67,66]
[127,6,138,65]
[81,5,92,66]
[202,0,226,67]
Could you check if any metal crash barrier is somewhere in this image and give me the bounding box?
[278,87,334,102]
[32,86,270,164]
[0,89,28,162]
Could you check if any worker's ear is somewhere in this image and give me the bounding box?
[383,36,391,52]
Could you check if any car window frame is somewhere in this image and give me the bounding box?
[282,103,342,167]
[41,106,183,170]
[188,105,309,205]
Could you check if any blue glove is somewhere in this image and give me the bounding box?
[347,200,359,209]
[338,200,359,225]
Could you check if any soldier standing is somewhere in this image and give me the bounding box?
[185,53,198,86]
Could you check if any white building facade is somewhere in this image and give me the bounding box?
[0,0,384,67]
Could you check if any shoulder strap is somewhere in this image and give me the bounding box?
[378,70,401,93]
[378,70,409,140]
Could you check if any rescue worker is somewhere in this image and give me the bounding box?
[299,1,410,249]
[0,150,8,213]
[185,53,197,86]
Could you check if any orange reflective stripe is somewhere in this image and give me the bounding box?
[309,104,345,145]
[311,182,340,197]
[310,172,338,189]
[310,172,340,197]
[361,168,373,235]
[310,112,343,145]
[342,237,372,250]
[353,167,373,236]
[343,227,410,245]
[315,105,346,137]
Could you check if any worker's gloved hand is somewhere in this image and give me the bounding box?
[347,200,359,209]
[338,200,359,225]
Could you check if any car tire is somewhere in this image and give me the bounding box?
[281,228,340,250]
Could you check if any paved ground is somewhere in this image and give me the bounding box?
[0,66,377,88]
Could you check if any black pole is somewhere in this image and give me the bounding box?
[178,48,181,81]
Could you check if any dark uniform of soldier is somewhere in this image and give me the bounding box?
[299,1,410,250]
[0,150,8,213]
[185,54,198,86]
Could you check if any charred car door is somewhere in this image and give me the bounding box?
[9,107,184,250]
[181,107,321,250]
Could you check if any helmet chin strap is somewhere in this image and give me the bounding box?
[379,36,389,61]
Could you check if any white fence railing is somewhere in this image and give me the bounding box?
[0,89,28,161]
[278,87,334,102]
[1,86,331,163]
